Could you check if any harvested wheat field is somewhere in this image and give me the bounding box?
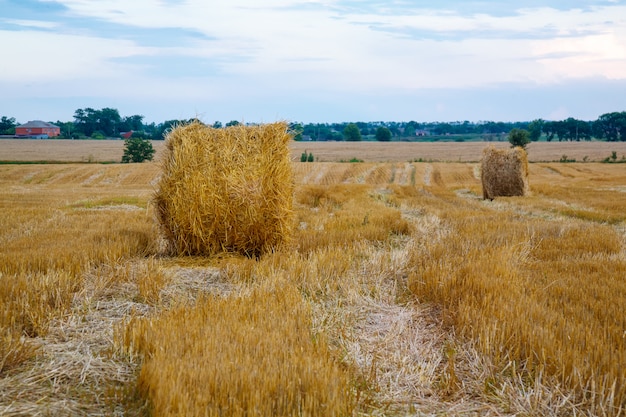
[3,138,626,162]
[1,157,625,416]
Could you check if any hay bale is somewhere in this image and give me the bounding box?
[154,121,294,256]
[480,145,529,200]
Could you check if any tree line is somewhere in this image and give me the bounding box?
[1,109,625,142]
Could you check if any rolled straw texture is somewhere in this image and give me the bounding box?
[154,121,294,256]
[481,145,529,200]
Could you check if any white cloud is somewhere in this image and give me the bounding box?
[37,1,624,86]
[2,0,625,122]
[0,30,153,82]
[1,19,60,29]
[533,32,626,81]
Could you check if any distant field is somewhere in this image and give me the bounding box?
[2,138,626,162]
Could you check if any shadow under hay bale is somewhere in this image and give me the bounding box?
[154,121,294,257]
[481,145,529,200]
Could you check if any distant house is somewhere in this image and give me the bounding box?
[120,131,133,139]
[15,120,60,138]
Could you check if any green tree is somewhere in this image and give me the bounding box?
[121,137,155,163]
[0,116,17,134]
[508,128,530,149]
[562,117,592,141]
[543,121,567,142]
[434,123,453,135]
[375,126,392,142]
[225,120,241,127]
[527,119,544,142]
[73,107,122,137]
[593,112,626,141]
[290,123,303,141]
[98,107,122,136]
[54,121,77,139]
[343,123,362,141]
[119,114,144,133]
[73,108,95,136]
[155,120,183,140]
[543,118,591,142]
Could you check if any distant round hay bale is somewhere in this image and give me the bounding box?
[154,121,294,256]
[481,145,529,200]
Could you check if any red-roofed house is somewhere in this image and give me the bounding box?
[15,120,61,138]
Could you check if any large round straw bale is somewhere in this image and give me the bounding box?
[480,145,529,200]
[154,121,294,256]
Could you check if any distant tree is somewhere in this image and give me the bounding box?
[73,108,95,136]
[121,137,155,163]
[343,123,362,141]
[543,121,566,142]
[403,125,415,137]
[356,122,370,136]
[543,118,591,142]
[212,121,223,128]
[154,120,183,140]
[302,123,333,141]
[143,122,158,139]
[0,116,17,134]
[375,126,392,142]
[434,123,453,135]
[388,125,401,137]
[481,121,508,135]
[54,121,77,138]
[73,107,122,137]
[562,117,592,141]
[527,119,544,142]
[226,120,241,127]
[130,131,150,139]
[508,128,530,149]
[98,107,122,136]
[119,114,144,133]
[593,112,626,141]
[406,120,419,130]
[290,123,303,141]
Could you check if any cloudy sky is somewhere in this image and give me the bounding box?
[1,0,625,124]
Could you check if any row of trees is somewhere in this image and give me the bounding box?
[297,113,626,142]
[1,109,625,142]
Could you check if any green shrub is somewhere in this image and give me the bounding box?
[300,151,314,162]
[122,138,155,163]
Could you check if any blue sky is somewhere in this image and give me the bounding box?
[1,0,625,124]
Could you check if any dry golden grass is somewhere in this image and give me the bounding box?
[120,279,355,417]
[4,138,626,162]
[1,160,625,416]
[0,163,160,415]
